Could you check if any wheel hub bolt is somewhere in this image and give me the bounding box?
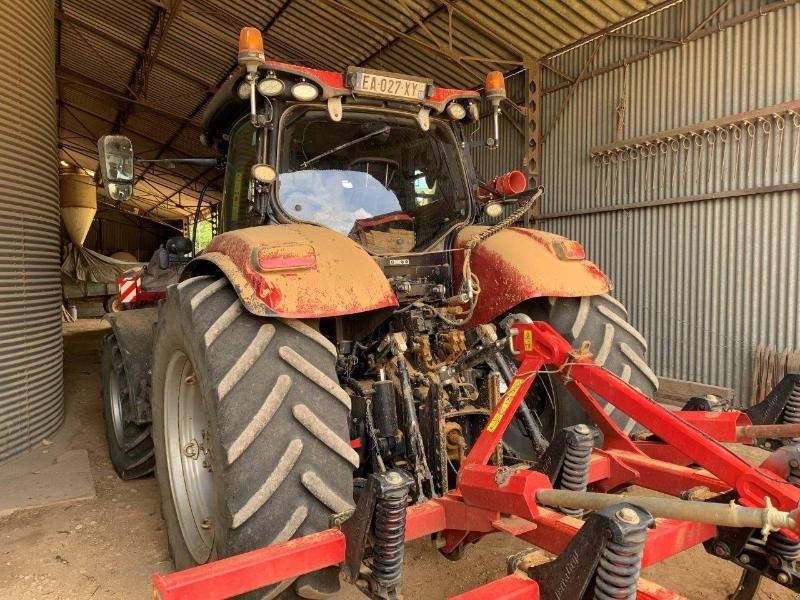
[616,507,640,524]
[738,553,750,564]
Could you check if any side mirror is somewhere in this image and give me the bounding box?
[97,135,134,202]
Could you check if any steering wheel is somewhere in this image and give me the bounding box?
[347,157,399,189]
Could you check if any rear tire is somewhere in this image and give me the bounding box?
[504,293,659,459]
[101,333,155,479]
[151,276,356,598]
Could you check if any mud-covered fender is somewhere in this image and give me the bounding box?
[453,226,611,325]
[182,224,398,318]
[104,307,158,421]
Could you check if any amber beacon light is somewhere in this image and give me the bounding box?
[484,70,506,149]
[238,27,265,73]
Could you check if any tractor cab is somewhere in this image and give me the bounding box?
[220,101,473,254]
[198,27,515,257]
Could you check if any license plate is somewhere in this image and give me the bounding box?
[348,68,429,101]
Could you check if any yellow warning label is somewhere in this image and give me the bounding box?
[523,330,533,351]
[486,378,524,432]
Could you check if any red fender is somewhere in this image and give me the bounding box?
[185,224,398,318]
[452,226,611,326]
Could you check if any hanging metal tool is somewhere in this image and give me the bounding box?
[745,120,756,187]
[774,113,785,177]
[706,129,716,186]
[719,126,729,186]
[791,111,800,176]
[731,124,742,188]
[761,116,772,183]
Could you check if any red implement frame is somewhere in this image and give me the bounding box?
[117,273,166,309]
[153,321,800,600]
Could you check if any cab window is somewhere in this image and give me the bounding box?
[222,118,260,231]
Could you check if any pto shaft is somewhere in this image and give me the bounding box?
[536,489,798,536]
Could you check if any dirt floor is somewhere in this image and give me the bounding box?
[0,319,796,599]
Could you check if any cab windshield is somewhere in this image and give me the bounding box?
[277,106,469,253]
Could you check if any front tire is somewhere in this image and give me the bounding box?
[151,276,356,598]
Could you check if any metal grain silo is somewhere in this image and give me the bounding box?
[0,0,63,461]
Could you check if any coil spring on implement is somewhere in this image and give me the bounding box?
[783,382,800,424]
[594,510,648,600]
[767,531,800,562]
[559,424,594,517]
[372,488,408,586]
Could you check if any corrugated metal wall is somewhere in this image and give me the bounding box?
[539,2,800,403]
[471,72,526,182]
[0,0,63,461]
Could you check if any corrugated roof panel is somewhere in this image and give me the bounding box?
[124,110,184,146]
[59,86,120,122]
[144,64,210,119]
[60,0,155,49]
[158,15,237,86]
[59,25,140,93]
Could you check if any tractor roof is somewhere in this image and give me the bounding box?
[202,59,480,147]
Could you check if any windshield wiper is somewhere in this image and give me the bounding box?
[300,126,391,169]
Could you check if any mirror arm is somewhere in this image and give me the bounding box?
[134,157,224,167]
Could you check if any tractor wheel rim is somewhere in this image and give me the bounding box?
[108,363,127,449]
[164,350,215,563]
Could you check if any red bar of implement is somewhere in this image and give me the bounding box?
[672,410,752,443]
[153,529,345,600]
[449,575,539,599]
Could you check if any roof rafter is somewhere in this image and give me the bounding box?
[111,0,184,136]
[55,8,216,94]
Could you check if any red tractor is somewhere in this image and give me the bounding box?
[97,27,800,600]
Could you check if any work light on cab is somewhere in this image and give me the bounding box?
[445,102,466,120]
[251,163,277,184]
[236,81,251,100]
[291,80,319,101]
[257,73,284,97]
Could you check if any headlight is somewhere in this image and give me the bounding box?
[291,81,319,101]
[445,102,466,120]
[257,75,284,97]
[251,163,277,184]
[236,80,252,100]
